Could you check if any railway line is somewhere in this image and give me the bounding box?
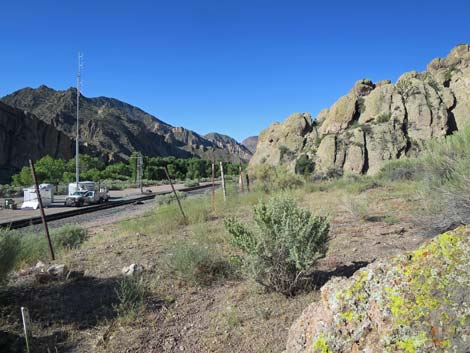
[0,183,216,230]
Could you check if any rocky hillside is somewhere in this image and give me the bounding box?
[285,226,470,353]
[204,133,253,162]
[1,86,252,165]
[0,102,75,183]
[250,44,470,175]
[242,135,259,154]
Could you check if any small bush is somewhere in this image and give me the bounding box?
[0,233,21,284]
[376,112,391,123]
[114,276,148,319]
[224,196,330,295]
[378,158,423,181]
[252,165,304,192]
[295,155,315,175]
[53,225,88,249]
[184,179,199,188]
[0,225,88,278]
[166,241,233,285]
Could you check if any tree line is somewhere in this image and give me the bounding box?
[11,154,245,186]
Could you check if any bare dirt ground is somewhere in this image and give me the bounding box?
[0,182,428,353]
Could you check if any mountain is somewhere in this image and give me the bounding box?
[1,86,252,166]
[0,101,75,183]
[250,44,470,175]
[204,133,253,162]
[242,136,259,154]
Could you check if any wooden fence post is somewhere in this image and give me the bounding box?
[29,160,55,261]
[163,166,187,222]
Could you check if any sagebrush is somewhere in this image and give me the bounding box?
[224,196,330,295]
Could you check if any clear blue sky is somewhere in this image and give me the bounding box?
[1,0,469,141]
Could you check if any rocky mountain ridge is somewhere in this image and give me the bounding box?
[1,86,252,167]
[0,101,75,183]
[250,44,470,175]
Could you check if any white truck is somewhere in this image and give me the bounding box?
[65,182,109,207]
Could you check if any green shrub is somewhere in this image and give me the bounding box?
[418,126,470,229]
[0,225,88,277]
[224,196,330,295]
[184,179,200,187]
[376,112,391,123]
[0,232,21,284]
[295,155,315,175]
[53,225,88,249]
[252,165,304,192]
[114,276,148,319]
[165,241,233,285]
[378,158,423,181]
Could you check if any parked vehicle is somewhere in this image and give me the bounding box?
[65,182,109,207]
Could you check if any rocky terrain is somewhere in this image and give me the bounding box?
[250,44,470,175]
[1,86,252,174]
[285,226,470,353]
[242,135,259,154]
[0,101,75,183]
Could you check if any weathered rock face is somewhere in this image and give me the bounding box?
[0,102,74,183]
[249,112,317,171]
[250,44,470,175]
[285,226,470,353]
[242,135,259,154]
[1,86,251,165]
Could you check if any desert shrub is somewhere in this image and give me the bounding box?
[114,275,148,319]
[252,165,304,192]
[165,241,233,285]
[378,158,423,181]
[184,179,199,187]
[52,225,88,249]
[418,126,470,230]
[0,232,21,284]
[0,226,87,269]
[224,196,330,295]
[376,112,391,123]
[295,155,315,175]
[341,194,371,221]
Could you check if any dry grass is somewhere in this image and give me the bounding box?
[1,178,427,353]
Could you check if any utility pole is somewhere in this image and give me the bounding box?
[76,52,83,189]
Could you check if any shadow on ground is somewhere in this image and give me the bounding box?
[0,275,122,352]
[308,261,370,289]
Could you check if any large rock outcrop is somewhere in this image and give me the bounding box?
[285,226,470,353]
[1,86,252,166]
[0,102,74,183]
[250,44,470,175]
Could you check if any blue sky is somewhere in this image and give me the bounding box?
[1,0,469,141]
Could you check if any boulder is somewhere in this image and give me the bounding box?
[284,227,470,353]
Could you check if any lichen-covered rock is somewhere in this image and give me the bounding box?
[285,227,470,353]
[249,44,470,176]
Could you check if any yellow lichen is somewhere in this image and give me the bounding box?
[312,334,332,353]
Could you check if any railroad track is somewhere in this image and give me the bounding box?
[0,183,217,230]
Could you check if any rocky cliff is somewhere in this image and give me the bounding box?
[250,44,470,175]
[285,226,470,353]
[0,102,75,183]
[1,86,252,165]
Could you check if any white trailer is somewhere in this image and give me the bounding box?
[65,181,109,207]
[21,184,54,209]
